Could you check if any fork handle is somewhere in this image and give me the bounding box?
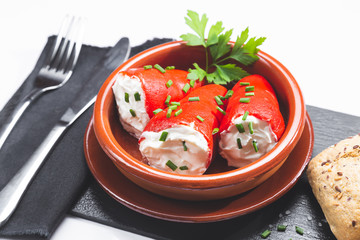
[0,88,44,150]
[0,122,67,227]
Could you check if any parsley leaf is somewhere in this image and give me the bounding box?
[180,10,266,85]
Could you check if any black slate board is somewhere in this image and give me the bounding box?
[71,105,360,240]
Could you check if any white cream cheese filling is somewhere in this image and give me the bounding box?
[139,124,210,175]
[219,115,277,168]
[112,73,150,138]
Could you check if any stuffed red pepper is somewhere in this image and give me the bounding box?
[112,66,202,138]
[219,74,285,168]
[139,84,227,175]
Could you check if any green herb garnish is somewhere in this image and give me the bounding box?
[214,95,223,105]
[239,82,250,86]
[166,160,178,171]
[179,166,188,170]
[143,65,152,69]
[245,92,255,96]
[212,128,219,134]
[237,138,242,149]
[153,108,163,115]
[182,141,188,151]
[235,123,245,133]
[134,92,141,101]
[216,106,226,115]
[170,101,180,106]
[260,230,271,239]
[129,109,136,117]
[189,79,196,88]
[180,10,265,85]
[165,95,171,105]
[169,105,178,111]
[166,109,172,118]
[277,225,287,232]
[166,66,175,70]
[154,64,166,73]
[124,92,129,103]
[196,115,205,122]
[249,121,254,134]
[295,226,304,235]
[253,140,258,152]
[245,86,255,92]
[239,98,251,103]
[174,109,183,116]
[188,96,200,101]
[166,80,173,88]
[242,111,249,120]
[159,131,168,141]
[182,83,190,93]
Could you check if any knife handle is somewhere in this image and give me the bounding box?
[0,122,67,227]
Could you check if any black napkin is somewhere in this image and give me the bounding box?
[0,36,173,239]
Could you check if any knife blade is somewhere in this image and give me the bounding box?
[0,37,130,227]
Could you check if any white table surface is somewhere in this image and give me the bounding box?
[1,0,360,239]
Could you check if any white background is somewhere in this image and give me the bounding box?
[1,0,360,239]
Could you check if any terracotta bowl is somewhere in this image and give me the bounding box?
[93,41,306,201]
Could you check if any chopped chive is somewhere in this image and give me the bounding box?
[242,111,249,120]
[224,90,234,99]
[295,226,304,235]
[235,123,245,133]
[170,101,180,106]
[245,92,255,96]
[277,225,287,232]
[143,65,152,69]
[174,109,183,116]
[134,92,141,101]
[166,80,173,88]
[179,166,188,170]
[153,108,163,115]
[129,109,136,117]
[253,140,259,152]
[154,64,166,73]
[189,79,195,88]
[165,95,171,105]
[240,98,251,103]
[159,131,168,141]
[249,122,254,134]
[237,138,242,149]
[166,109,172,118]
[261,229,271,239]
[182,141,188,151]
[245,86,255,92]
[240,82,250,86]
[166,160,177,171]
[216,106,226,115]
[212,128,219,135]
[196,115,205,122]
[214,96,223,106]
[188,96,200,101]
[169,105,178,111]
[182,83,190,93]
[219,95,226,101]
[165,66,175,70]
[124,92,129,103]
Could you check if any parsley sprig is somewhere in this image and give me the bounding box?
[180,10,266,85]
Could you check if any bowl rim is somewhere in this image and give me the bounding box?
[93,40,306,188]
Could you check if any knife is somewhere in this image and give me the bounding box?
[0,37,131,227]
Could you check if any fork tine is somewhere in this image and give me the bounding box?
[50,16,75,70]
[45,15,72,67]
[63,17,85,73]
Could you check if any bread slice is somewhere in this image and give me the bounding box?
[307,134,360,240]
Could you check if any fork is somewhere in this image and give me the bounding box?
[0,15,84,151]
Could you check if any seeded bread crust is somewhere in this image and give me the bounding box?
[307,134,360,240]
